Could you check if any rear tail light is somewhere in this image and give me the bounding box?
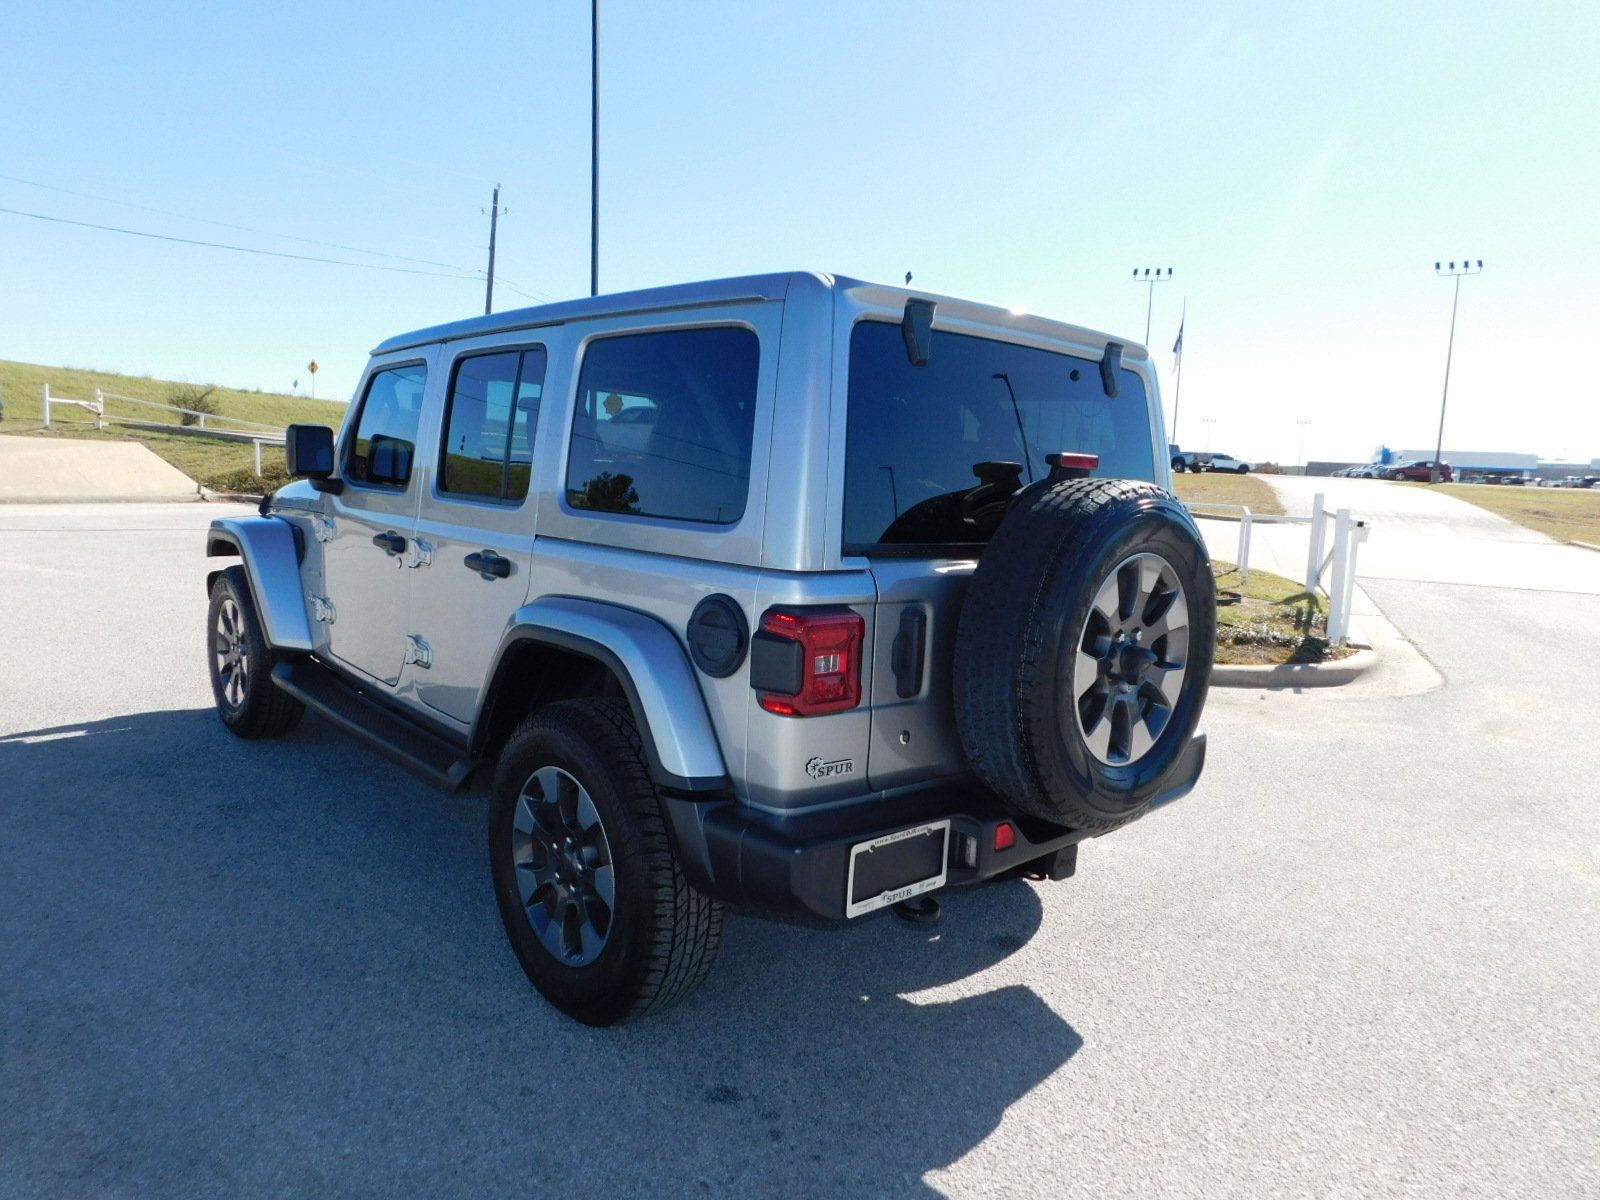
[750,608,865,717]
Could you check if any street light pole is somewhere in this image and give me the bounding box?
[1130,267,1172,345]
[1295,418,1311,468]
[590,0,600,297]
[1430,259,1482,483]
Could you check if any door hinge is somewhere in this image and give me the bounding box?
[310,514,335,544]
[310,595,336,624]
[404,634,432,669]
[404,537,434,569]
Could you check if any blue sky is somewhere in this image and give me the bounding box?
[3,0,1596,464]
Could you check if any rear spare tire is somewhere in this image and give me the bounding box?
[954,478,1215,832]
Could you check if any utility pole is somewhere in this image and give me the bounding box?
[590,0,600,297]
[484,183,502,315]
[1431,259,1482,483]
[1295,418,1311,468]
[1131,267,1172,345]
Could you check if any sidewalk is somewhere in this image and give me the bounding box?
[0,434,197,502]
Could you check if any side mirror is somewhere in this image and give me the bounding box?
[285,424,341,493]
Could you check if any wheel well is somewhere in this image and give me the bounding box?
[475,640,629,760]
[206,535,242,593]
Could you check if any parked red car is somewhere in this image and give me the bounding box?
[1386,460,1453,482]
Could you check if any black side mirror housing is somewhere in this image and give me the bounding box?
[285,424,342,493]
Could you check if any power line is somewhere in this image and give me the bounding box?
[0,171,469,270]
[0,204,484,279]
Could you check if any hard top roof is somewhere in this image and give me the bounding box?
[370,270,1139,358]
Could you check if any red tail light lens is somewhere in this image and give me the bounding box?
[753,609,865,717]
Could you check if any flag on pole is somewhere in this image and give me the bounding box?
[1172,319,1184,364]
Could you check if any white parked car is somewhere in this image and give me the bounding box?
[1203,452,1252,474]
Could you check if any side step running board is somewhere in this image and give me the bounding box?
[271,659,475,792]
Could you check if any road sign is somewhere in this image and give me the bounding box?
[307,361,319,374]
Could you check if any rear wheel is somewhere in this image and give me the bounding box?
[489,698,723,1026]
[207,567,304,739]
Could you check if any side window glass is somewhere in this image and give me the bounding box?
[347,364,427,487]
[565,327,759,524]
[440,348,546,502]
[506,350,546,501]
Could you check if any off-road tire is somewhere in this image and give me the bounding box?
[207,566,305,739]
[489,698,723,1026]
[954,478,1215,832]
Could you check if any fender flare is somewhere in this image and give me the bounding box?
[205,516,314,653]
[475,596,730,794]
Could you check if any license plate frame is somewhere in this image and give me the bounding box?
[843,819,951,919]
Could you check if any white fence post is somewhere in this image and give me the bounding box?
[1305,492,1327,590]
[92,388,105,430]
[1237,509,1254,584]
[1327,508,1354,643]
[41,383,51,428]
[253,439,263,476]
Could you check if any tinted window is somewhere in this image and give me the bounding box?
[347,363,427,487]
[843,321,1157,551]
[566,326,759,525]
[441,348,546,501]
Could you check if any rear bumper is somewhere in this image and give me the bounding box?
[664,732,1205,922]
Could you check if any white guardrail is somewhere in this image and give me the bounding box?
[41,383,286,475]
[1186,492,1371,645]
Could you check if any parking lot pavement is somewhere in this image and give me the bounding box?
[4,504,1598,1198]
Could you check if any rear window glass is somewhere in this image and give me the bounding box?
[843,321,1157,552]
[565,326,759,525]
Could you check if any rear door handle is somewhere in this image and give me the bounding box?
[464,550,512,579]
[372,530,407,555]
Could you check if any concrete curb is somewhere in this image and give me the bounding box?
[199,487,265,504]
[1572,541,1600,553]
[1212,645,1379,689]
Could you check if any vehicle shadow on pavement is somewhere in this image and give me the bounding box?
[1,709,1083,1199]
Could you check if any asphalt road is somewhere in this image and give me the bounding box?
[3,502,1597,1198]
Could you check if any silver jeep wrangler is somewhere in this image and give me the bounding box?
[205,272,1214,1025]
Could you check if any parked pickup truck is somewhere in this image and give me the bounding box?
[203,272,1215,1025]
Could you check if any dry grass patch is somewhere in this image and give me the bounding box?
[1172,471,1284,516]
[1210,561,1352,666]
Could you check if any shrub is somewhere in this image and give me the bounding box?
[204,462,292,495]
[168,384,221,426]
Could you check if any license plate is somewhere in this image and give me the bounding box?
[844,819,951,919]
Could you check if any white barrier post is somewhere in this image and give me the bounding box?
[253,439,263,476]
[1305,492,1327,590]
[41,383,51,428]
[1327,508,1353,643]
[92,388,105,430]
[1238,509,1254,584]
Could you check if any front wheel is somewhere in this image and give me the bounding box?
[207,567,304,738]
[489,698,723,1026]
[1171,458,1186,473]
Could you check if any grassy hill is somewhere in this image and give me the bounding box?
[0,359,347,492]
